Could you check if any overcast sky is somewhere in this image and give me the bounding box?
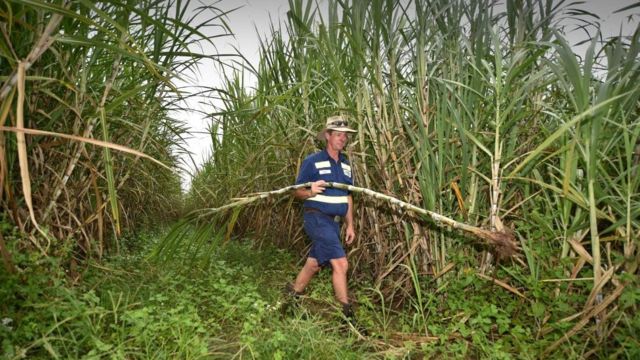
[174,0,292,188]
[174,0,638,189]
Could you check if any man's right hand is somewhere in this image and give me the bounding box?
[309,180,326,197]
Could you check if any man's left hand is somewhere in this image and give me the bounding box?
[345,225,355,245]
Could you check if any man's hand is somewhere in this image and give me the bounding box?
[294,180,326,200]
[310,180,326,197]
[345,224,355,245]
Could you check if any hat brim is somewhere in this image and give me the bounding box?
[317,126,357,140]
[330,126,357,133]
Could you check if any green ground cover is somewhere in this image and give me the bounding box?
[1,231,369,359]
[3,230,638,359]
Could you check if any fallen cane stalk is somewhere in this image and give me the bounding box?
[191,182,520,258]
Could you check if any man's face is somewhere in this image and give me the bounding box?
[325,130,349,152]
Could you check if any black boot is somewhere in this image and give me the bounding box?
[284,283,302,297]
[341,303,368,336]
[280,283,303,316]
[342,302,355,319]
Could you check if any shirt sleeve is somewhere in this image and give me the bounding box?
[295,157,313,184]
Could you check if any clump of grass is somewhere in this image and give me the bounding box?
[4,227,638,358]
[1,230,371,358]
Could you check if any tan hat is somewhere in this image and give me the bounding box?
[317,115,357,140]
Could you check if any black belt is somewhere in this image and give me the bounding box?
[304,208,341,223]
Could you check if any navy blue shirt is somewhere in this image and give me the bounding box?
[296,150,354,217]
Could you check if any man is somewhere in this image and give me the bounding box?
[286,115,360,325]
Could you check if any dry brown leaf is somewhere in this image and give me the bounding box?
[0,126,170,170]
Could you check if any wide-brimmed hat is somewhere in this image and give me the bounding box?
[317,115,357,140]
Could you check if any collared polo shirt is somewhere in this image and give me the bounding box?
[296,149,354,217]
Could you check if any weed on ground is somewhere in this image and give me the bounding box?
[2,230,638,359]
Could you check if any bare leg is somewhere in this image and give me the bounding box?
[329,257,349,304]
[293,257,320,293]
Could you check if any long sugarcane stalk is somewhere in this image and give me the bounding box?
[194,182,519,257]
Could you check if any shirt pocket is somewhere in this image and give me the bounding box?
[318,169,333,181]
[341,163,352,179]
[314,160,333,181]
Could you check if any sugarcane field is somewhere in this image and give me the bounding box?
[1,0,639,358]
